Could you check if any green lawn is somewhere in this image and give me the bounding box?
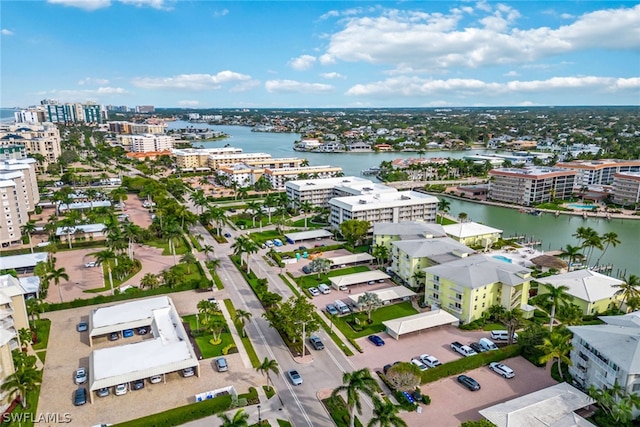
[295,266,371,289]
[332,301,418,339]
[183,314,236,359]
[248,230,285,244]
[145,236,190,256]
[32,319,51,351]
[223,299,260,368]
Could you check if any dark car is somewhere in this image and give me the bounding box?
[302,265,311,274]
[224,233,232,238]
[368,335,385,346]
[309,335,324,350]
[299,246,307,251]
[97,387,110,397]
[457,375,481,391]
[325,304,339,315]
[132,379,145,390]
[108,332,120,341]
[469,342,485,354]
[74,387,87,406]
[76,322,88,332]
[383,361,401,374]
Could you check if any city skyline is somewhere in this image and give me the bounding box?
[1,0,639,109]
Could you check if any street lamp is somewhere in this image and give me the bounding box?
[257,404,262,424]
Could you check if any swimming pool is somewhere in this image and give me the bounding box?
[567,204,597,210]
[492,255,513,263]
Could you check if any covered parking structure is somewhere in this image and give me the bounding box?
[328,270,390,290]
[0,252,47,275]
[382,309,459,340]
[348,286,416,307]
[285,229,333,244]
[328,253,374,268]
[88,296,200,403]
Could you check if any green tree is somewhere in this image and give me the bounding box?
[559,244,584,269]
[263,296,319,344]
[1,365,41,408]
[21,220,38,254]
[309,257,332,278]
[537,330,573,380]
[140,272,160,290]
[437,198,451,224]
[93,250,117,295]
[594,232,620,266]
[385,362,422,391]
[368,396,407,427]
[613,274,640,311]
[499,308,523,345]
[256,357,279,390]
[539,284,572,332]
[180,251,197,274]
[358,292,383,323]
[245,200,262,227]
[197,299,220,325]
[203,244,215,260]
[331,368,379,427]
[339,219,371,247]
[233,309,252,337]
[46,266,69,303]
[218,409,249,427]
[460,421,497,427]
[372,244,389,267]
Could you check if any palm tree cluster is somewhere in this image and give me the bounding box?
[1,351,41,409]
[231,236,259,274]
[563,227,620,268]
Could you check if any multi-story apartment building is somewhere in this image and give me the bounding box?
[612,171,640,206]
[13,108,47,124]
[0,274,30,413]
[263,165,343,190]
[568,311,640,417]
[286,176,396,209]
[119,134,174,153]
[0,146,27,162]
[423,255,532,324]
[108,121,167,134]
[171,147,243,171]
[488,167,577,206]
[329,191,438,228]
[372,221,447,253]
[442,222,503,247]
[206,152,273,170]
[0,123,62,169]
[39,99,107,124]
[555,159,640,189]
[0,158,40,246]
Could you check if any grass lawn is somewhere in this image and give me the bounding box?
[332,301,418,339]
[296,266,371,289]
[145,236,190,256]
[289,218,325,229]
[183,314,236,359]
[223,299,260,368]
[32,319,51,351]
[437,216,457,225]
[36,351,46,364]
[248,229,285,244]
[482,323,506,331]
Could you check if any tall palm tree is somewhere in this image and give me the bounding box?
[21,220,38,253]
[245,200,262,227]
[537,330,573,380]
[499,308,523,345]
[331,368,379,427]
[218,409,249,427]
[233,309,252,337]
[299,200,313,229]
[1,366,41,408]
[203,244,215,260]
[180,252,197,274]
[231,236,251,267]
[437,198,451,224]
[140,272,160,290]
[371,244,389,267]
[264,193,278,223]
[613,275,640,311]
[595,232,621,266]
[256,357,279,389]
[539,283,572,332]
[368,396,407,427]
[94,250,116,295]
[559,244,584,269]
[46,266,69,303]
[243,239,260,275]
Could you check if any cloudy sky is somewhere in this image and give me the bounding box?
[1,0,639,108]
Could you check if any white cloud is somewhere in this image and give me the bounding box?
[42,87,127,101]
[213,8,229,17]
[319,4,640,71]
[177,100,200,107]
[320,72,345,79]
[119,0,172,10]
[47,0,171,10]
[504,70,519,77]
[289,55,317,71]
[265,80,334,94]
[1,29,14,36]
[131,72,252,90]
[78,77,110,86]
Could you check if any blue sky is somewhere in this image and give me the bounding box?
[1,1,639,108]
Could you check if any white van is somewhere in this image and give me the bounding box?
[334,300,350,314]
[479,337,498,351]
[490,330,518,341]
[318,284,331,294]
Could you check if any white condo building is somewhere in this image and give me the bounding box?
[0,158,40,246]
[286,176,396,208]
[329,191,438,228]
[120,134,174,153]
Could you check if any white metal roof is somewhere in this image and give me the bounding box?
[284,229,333,242]
[328,253,374,265]
[55,223,106,236]
[538,269,624,303]
[479,383,594,427]
[442,222,503,238]
[348,286,416,304]
[329,270,390,287]
[0,252,47,270]
[90,296,171,336]
[382,309,459,336]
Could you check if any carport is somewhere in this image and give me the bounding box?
[88,296,200,403]
[329,270,390,290]
[285,229,333,244]
[348,286,416,306]
[0,252,47,275]
[382,309,459,340]
[328,253,374,268]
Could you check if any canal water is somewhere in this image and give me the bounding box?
[171,121,639,277]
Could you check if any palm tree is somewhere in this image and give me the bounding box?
[559,244,584,270]
[537,330,573,380]
[256,357,279,390]
[457,212,468,223]
[368,396,407,427]
[331,368,379,427]
[499,308,523,345]
[46,266,69,303]
[613,275,640,311]
[371,244,389,267]
[264,193,278,223]
[595,232,621,266]
[140,272,160,290]
[180,252,197,274]
[203,244,215,260]
[233,309,252,337]
[243,239,260,275]
[539,284,572,332]
[246,200,262,227]
[299,200,313,229]
[218,409,249,427]
[21,220,38,253]
[1,366,41,408]
[437,198,451,224]
[231,236,251,267]
[94,250,116,295]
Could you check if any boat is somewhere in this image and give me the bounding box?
[554,211,560,217]
[583,211,588,219]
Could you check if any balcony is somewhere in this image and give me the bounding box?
[447,303,463,313]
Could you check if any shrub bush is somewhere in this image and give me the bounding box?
[221,344,237,355]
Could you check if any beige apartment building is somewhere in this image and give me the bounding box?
[0,123,61,169]
[0,159,40,246]
[171,147,245,171]
[612,171,640,206]
[118,134,174,153]
[108,121,166,134]
[488,167,577,206]
[555,159,640,188]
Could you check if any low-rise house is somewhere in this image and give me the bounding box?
[442,222,503,248]
[373,221,446,253]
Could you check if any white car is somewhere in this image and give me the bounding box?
[308,287,320,297]
[149,375,162,384]
[74,368,87,384]
[411,358,428,371]
[489,362,515,379]
[115,383,127,395]
[419,354,442,368]
[84,261,97,268]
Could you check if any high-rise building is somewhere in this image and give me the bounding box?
[488,167,577,206]
[0,158,40,246]
[0,123,62,169]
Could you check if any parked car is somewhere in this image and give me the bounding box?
[302,265,311,274]
[457,375,481,391]
[123,329,134,338]
[489,362,515,378]
[299,246,307,251]
[309,335,324,350]
[132,379,145,390]
[368,335,385,346]
[325,304,339,315]
[287,369,303,386]
[469,342,485,354]
[215,357,228,372]
[383,362,401,374]
[419,354,442,368]
[479,337,498,351]
[450,341,478,357]
[182,367,195,377]
[411,358,428,371]
[96,387,110,397]
[149,375,162,384]
[74,368,87,385]
[137,327,148,335]
[74,387,87,406]
[308,287,320,297]
[490,330,518,341]
[115,383,127,396]
[84,261,97,268]
[76,322,88,332]
[224,233,232,238]
[108,332,120,341]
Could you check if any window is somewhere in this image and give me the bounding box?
[482,303,485,308]
[433,284,439,291]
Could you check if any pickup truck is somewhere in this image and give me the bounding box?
[450,341,478,357]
